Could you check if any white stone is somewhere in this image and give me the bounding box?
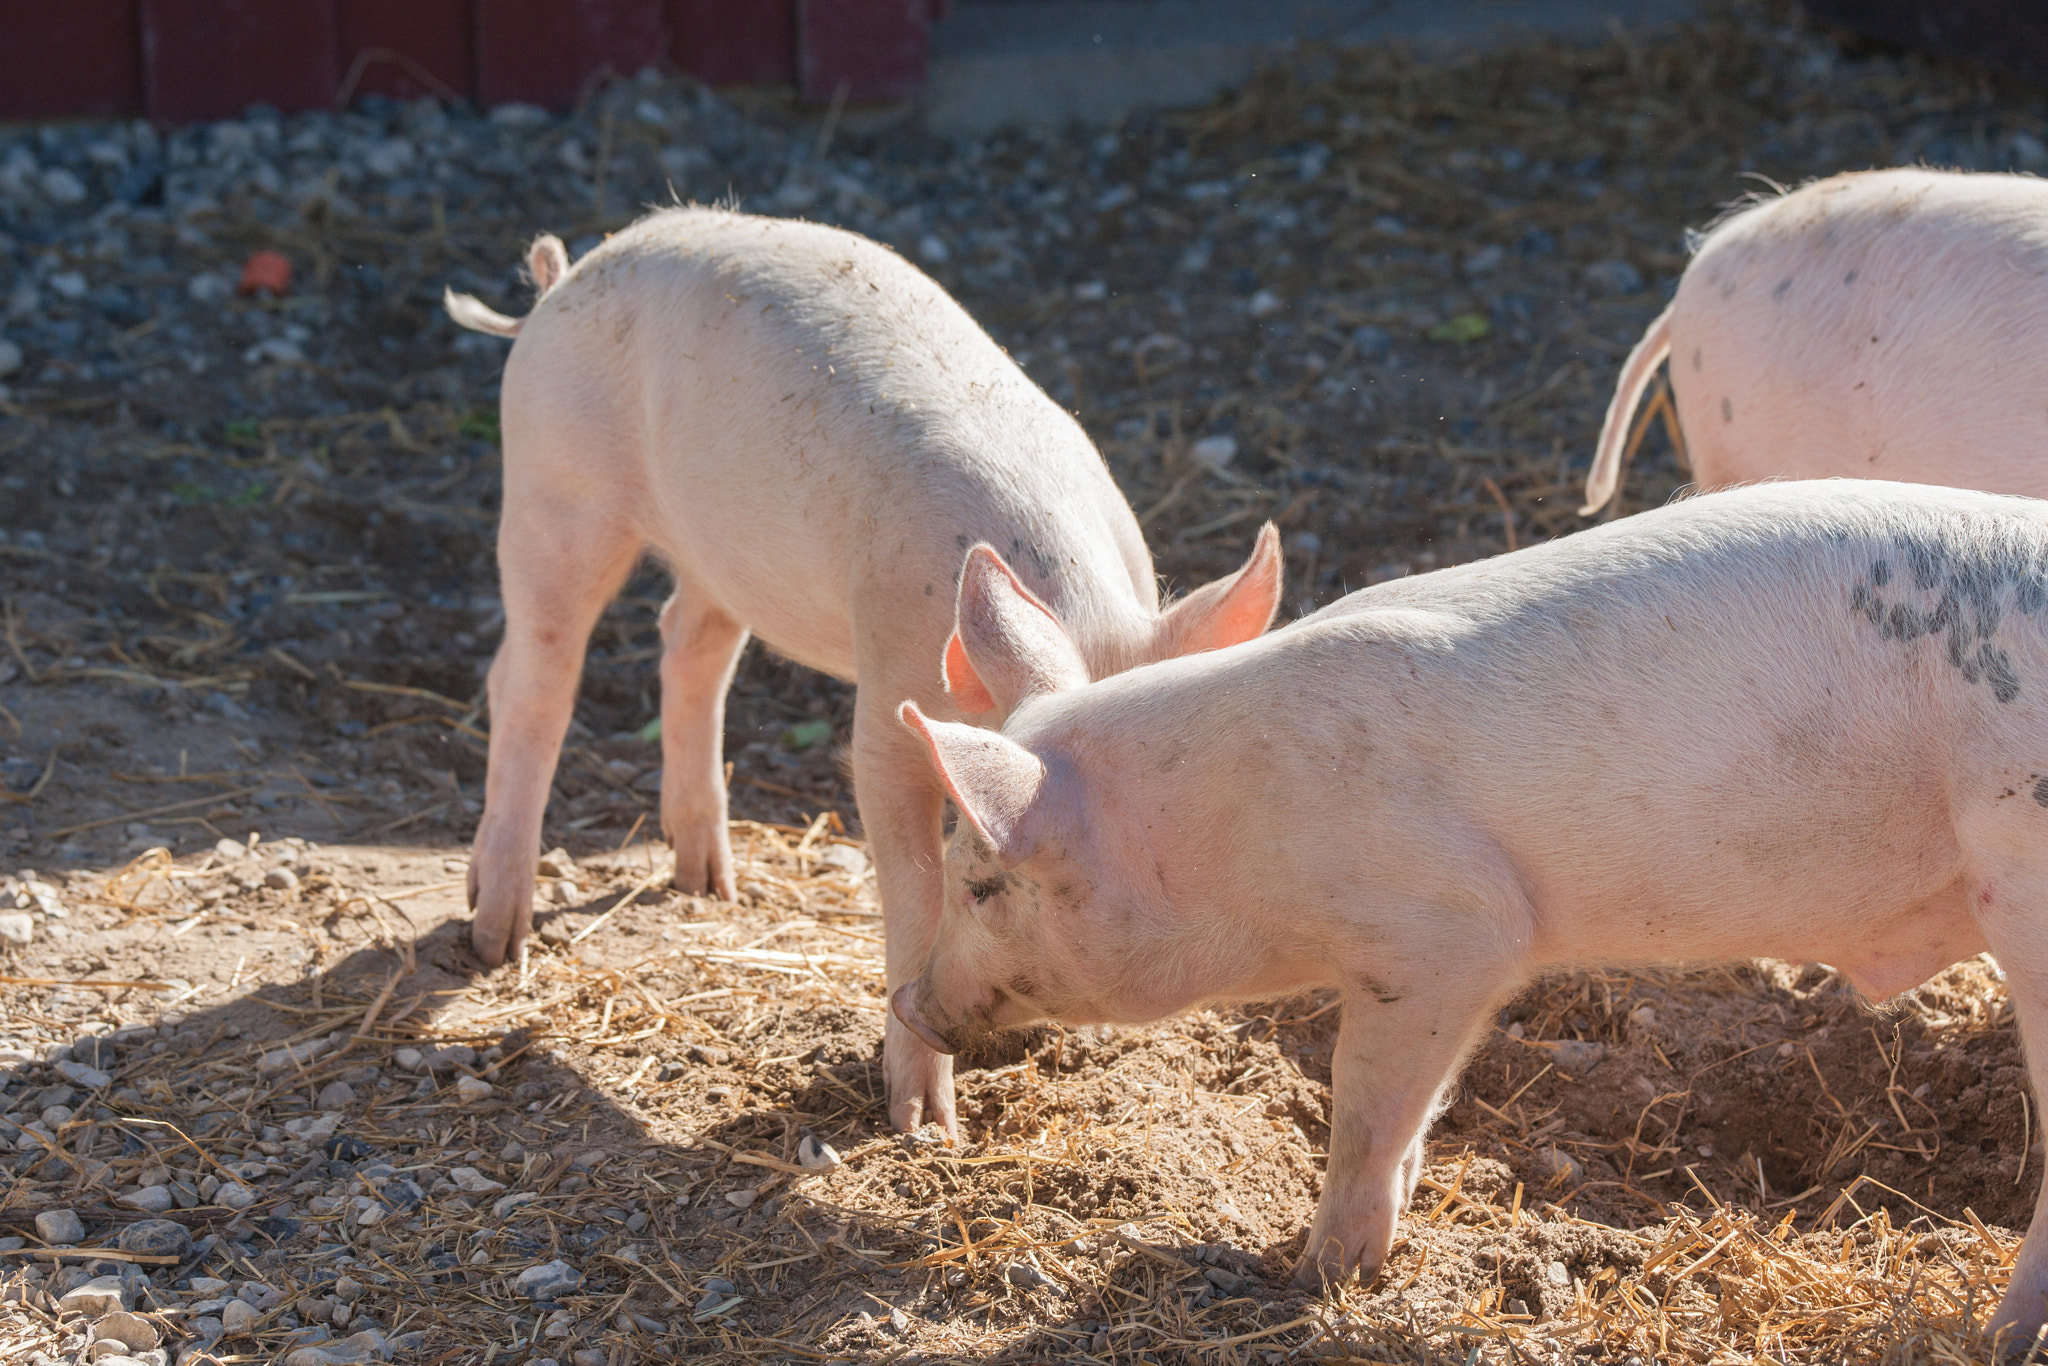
[1247,288,1282,319]
[797,1135,841,1172]
[812,845,865,877]
[58,1275,133,1317]
[284,1112,342,1143]
[450,1167,505,1194]
[393,1048,425,1073]
[1189,435,1237,469]
[514,1259,582,1299]
[94,1309,161,1351]
[453,1076,493,1105]
[215,1181,256,1210]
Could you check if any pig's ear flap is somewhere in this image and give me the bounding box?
[900,702,1046,865]
[1156,521,1283,658]
[948,545,1089,715]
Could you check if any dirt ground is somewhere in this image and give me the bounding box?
[6,3,2048,1364]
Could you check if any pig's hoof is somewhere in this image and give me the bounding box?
[665,825,736,901]
[885,1032,958,1137]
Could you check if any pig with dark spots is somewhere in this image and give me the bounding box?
[894,480,2048,1341]
[442,207,1286,1136]
[1583,169,2048,516]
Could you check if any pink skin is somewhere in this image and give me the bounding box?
[1583,168,2048,517]
[443,209,1284,1136]
[894,479,2048,1339]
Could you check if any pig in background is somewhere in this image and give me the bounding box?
[442,207,1283,1136]
[1581,168,2048,516]
[894,479,2048,1342]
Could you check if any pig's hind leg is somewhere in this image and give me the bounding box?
[469,503,640,967]
[657,589,748,900]
[1293,973,1506,1292]
[1969,868,2048,1346]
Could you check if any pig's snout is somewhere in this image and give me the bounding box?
[892,982,957,1056]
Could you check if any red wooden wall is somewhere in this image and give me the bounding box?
[0,0,945,123]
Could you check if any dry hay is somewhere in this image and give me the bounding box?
[0,822,2038,1366]
[6,3,2048,1365]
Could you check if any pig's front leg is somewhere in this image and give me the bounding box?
[657,591,749,900]
[852,698,955,1135]
[1292,981,1502,1292]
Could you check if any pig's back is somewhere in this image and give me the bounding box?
[501,208,1152,680]
[1322,480,2048,985]
[1671,169,2048,498]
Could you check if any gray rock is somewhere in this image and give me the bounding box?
[1546,1039,1607,1075]
[571,1352,605,1366]
[1538,1144,1585,1188]
[41,168,87,203]
[333,1276,365,1302]
[115,1220,192,1257]
[452,1076,493,1105]
[514,1259,580,1299]
[221,1298,257,1334]
[1583,258,1644,295]
[450,1166,504,1194]
[264,866,301,892]
[35,1208,84,1245]
[315,1081,356,1109]
[1004,1262,1056,1292]
[1202,1266,1244,1294]
[117,1186,174,1214]
[0,911,31,947]
[56,1060,111,1090]
[339,1327,390,1359]
[57,1274,133,1317]
[215,1181,257,1210]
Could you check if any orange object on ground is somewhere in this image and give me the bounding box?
[238,250,292,297]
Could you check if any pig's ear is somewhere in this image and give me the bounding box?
[942,630,996,714]
[1156,521,1283,658]
[900,702,1046,864]
[950,545,1089,715]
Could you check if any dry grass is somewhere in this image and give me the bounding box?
[0,823,2039,1365]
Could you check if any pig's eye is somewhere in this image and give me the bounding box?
[964,872,1008,904]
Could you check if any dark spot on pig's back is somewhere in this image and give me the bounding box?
[1773,277,1793,301]
[2034,777,2048,808]
[1721,396,1733,423]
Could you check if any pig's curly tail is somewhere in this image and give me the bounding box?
[1581,301,1674,517]
[443,234,571,338]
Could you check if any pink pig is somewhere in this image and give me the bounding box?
[443,207,1282,1134]
[1582,168,2048,516]
[894,479,2048,1340]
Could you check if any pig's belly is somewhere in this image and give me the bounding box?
[1516,767,1985,1000]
